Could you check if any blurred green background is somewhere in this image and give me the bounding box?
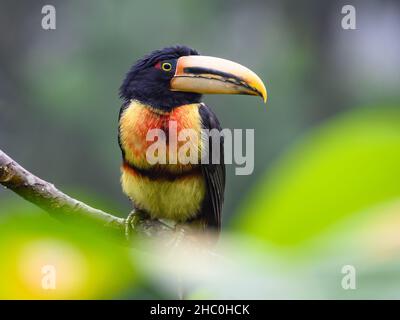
[1,0,400,299]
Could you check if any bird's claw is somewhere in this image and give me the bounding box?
[125,210,143,241]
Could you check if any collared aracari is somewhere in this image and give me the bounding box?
[118,45,266,239]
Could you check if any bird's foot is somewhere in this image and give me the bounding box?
[125,210,146,241]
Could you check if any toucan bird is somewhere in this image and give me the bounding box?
[118,46,266,239]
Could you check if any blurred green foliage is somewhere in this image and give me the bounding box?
[236,106,400,248]
[0,208,136,299]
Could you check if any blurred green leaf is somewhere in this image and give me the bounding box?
[234,106,400,247]
[0,211,136,299]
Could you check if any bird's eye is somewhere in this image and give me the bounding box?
[161,62,172,72]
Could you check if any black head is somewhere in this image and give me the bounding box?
[119,45,202,110]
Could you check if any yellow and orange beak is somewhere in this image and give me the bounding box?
[170,56,267,103]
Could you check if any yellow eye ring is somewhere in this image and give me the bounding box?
[161,62,172,72]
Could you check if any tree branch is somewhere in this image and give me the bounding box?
[0,149,174,241]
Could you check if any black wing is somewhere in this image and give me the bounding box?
[198,103,226,232]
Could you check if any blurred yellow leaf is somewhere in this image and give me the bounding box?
[0,212,136,299]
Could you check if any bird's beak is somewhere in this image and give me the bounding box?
[171,56,267,103]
